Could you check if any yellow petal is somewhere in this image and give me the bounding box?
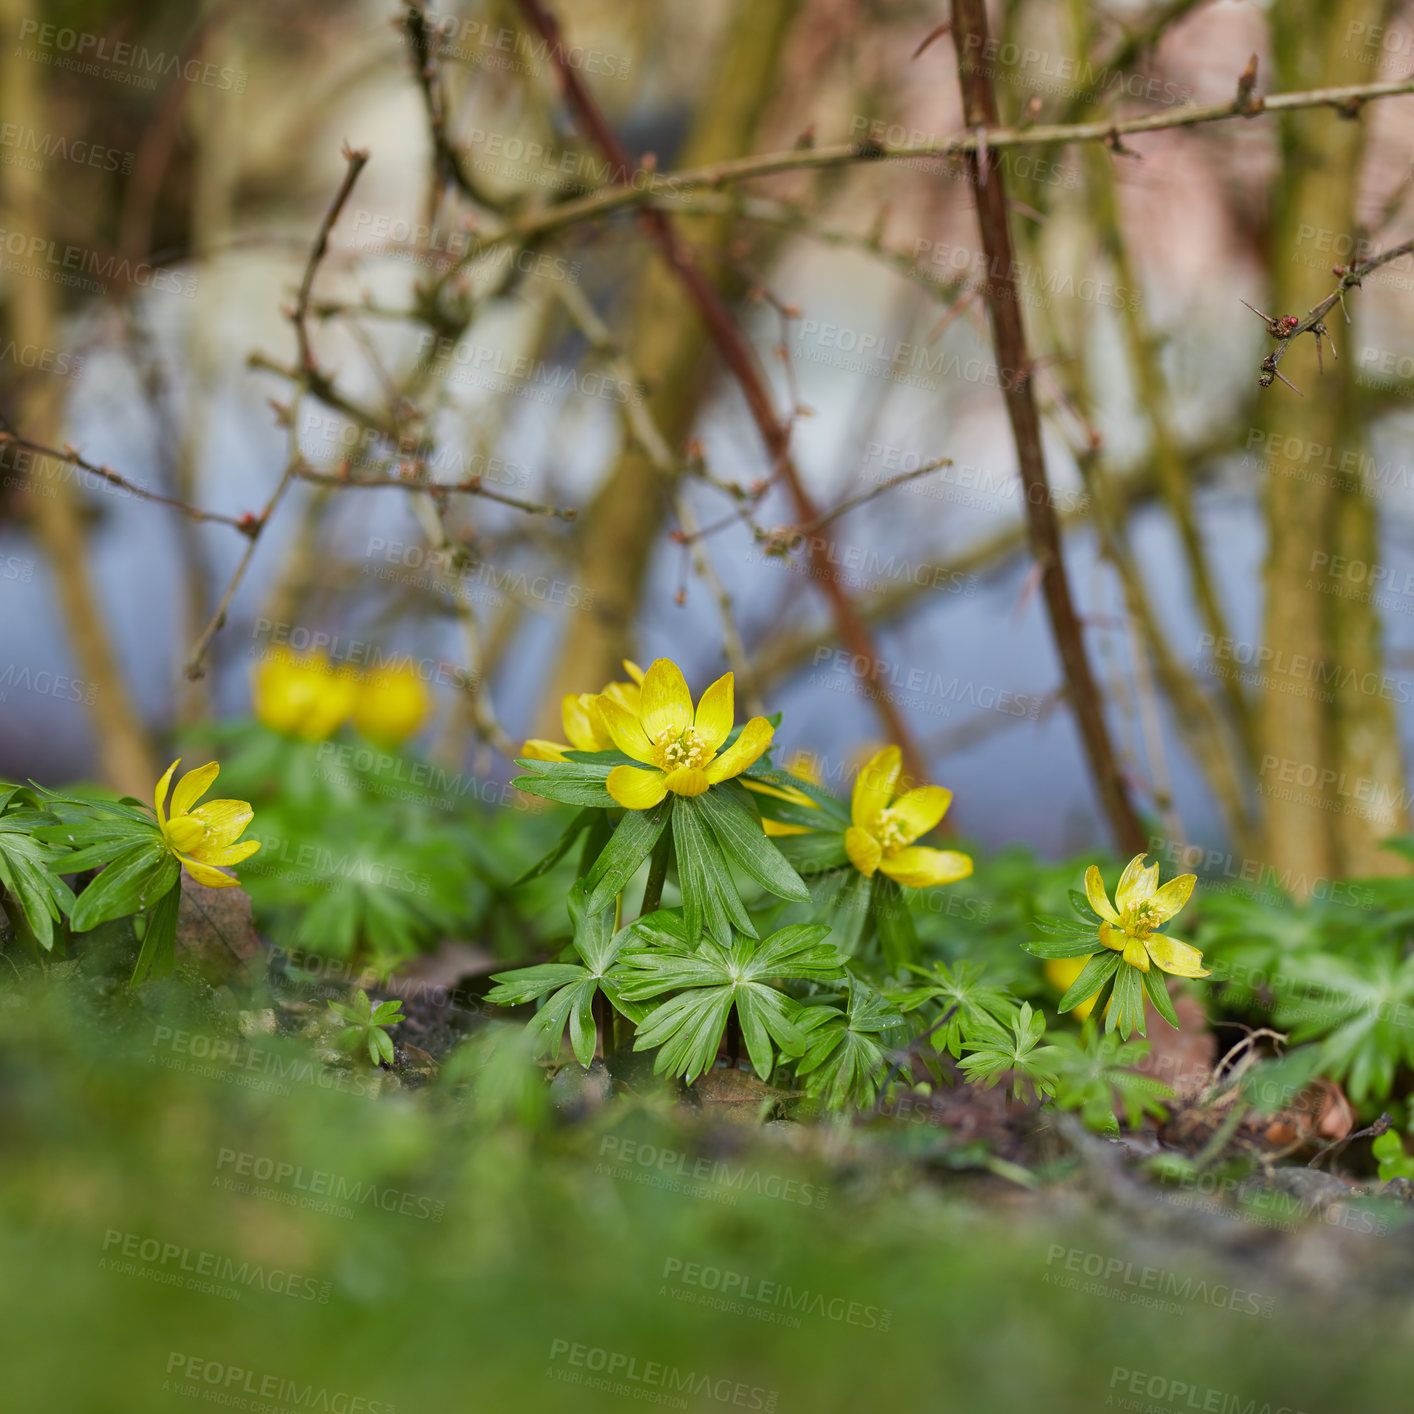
[606,764,669,810]
[1148,873,1196,924]
[1098,921,1125,953]
[522,738,569,763]
[703,717,773,783]
[154,759,179,828]
[177,854,241,888]
[763,819,812,837]
[622,660,645,685]
[1084,865,1121,924]
[663,766,710,797]
[1115,854,1158,912]
[171,762,219,818]
[562,694,609,752]
[693,673,734,754]
[886,785,952,845]
[851,746,901,829]
[877,846,973,889]
[598,698,657,764]
[845,826,882,878]
[190,799,254,852]
[1145,932,1209,979]
[1121,937,1151,971]
[1045,955,1097,1021]
[205,839,261,867]
[639,659,693,740]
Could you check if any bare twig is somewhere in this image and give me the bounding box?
[950,0,1146,852]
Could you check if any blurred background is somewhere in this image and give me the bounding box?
[2,0,1414,875]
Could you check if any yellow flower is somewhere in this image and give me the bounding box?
[155,759,260,889]
[746,751,822,837]
[354,662,432,747]
[522,662,644,763]
[1086,854,1207,978]
[843,746,972,888]
[1044,956,1097,1021]
[253,647,356,741]
[598,658,773,809]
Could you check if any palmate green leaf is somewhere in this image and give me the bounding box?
[69,841,179,932]
[958,1001,1060,1100]
[671,794,753,945]
[1275,948,1414,1104]
[584,799,672,915]
[619,924,846,1082]
[794,981,908,1109]
[896,959,1018,1059]
[1048,1026,1173,1133]
[487,885,642,1067]
[696,783,810,902]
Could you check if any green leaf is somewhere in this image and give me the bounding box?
[696,784,810,902]
[1141,968,1180,1030]
[794,980,908,1109]
[1057,952,1120,1013]
[1025,913,1102,958]
[671,794,753,945]
[873,874,918,973]
[130,882,182,985]
[583,799,671,915]
[511,758,616,808]
[70,842,179,932]
[0,830,74,949]
[1107,963,1146,1039]
[487,963,588,1006]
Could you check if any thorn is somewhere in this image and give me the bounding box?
[1272,367,1303,396]
[1240,298,1275,324]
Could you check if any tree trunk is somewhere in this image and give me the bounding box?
[1258,0,1399,888]
[0,0,156,795]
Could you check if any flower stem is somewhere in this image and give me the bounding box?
[638,831,673,920]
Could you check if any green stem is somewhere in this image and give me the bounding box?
[638,830,672,920]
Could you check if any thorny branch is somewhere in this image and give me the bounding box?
[1252,238,1414,392]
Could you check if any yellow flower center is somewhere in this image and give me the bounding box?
[869,809,909,857]
[1123,901,1158,939]
[654,726,711,772]
[166,815,206,854]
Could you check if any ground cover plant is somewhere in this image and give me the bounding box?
[6,0,1414,1409]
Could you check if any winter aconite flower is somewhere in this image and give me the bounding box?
[253,646,356,741]
[842,746,972,889]
[1086,855,1207,978]
[353,662,432,747]
[523,662,643,763]
[599,658,773,809]
[155,759,260,888]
